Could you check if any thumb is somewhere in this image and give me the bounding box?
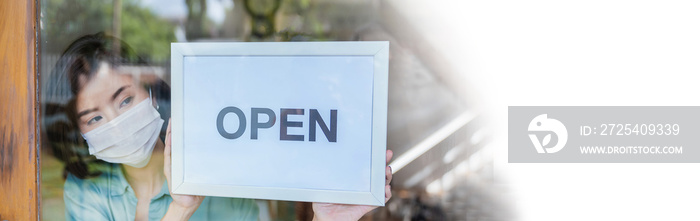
[164,118,172,192]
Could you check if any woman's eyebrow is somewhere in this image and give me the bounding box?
[111,85,131,101]
[76,85,132,119]
[77,108,97,118]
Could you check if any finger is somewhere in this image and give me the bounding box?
[386,166,393,185]
[386,149,393,185]
[386,149,393,163]
[385,185,392,202]
[164,118,172,191]
[164,118,172,157]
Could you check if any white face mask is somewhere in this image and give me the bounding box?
[82,97,164,168]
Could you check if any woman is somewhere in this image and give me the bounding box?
[52,33,393,220]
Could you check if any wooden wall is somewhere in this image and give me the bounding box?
[0,0,39,220]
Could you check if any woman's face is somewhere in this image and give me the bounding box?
[75,62,149,134]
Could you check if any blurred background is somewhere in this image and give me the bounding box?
[40,0,511,220]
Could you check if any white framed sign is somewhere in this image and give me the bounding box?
[170,42,389,206]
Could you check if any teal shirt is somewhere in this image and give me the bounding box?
[64,164,258,221]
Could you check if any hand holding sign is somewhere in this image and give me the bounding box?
[311,150,393,221]
[163,118,205,220]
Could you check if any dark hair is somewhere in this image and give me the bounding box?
[44,33,171,179]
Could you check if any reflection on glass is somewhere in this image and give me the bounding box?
[40,0,505,220]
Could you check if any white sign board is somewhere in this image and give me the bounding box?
[170,42,389,206]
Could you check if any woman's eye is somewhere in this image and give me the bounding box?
[119,96,133,108]
[87,116,103,125]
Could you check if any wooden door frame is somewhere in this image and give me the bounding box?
[0,0,40,220]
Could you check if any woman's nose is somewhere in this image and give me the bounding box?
[102,107,120,123]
